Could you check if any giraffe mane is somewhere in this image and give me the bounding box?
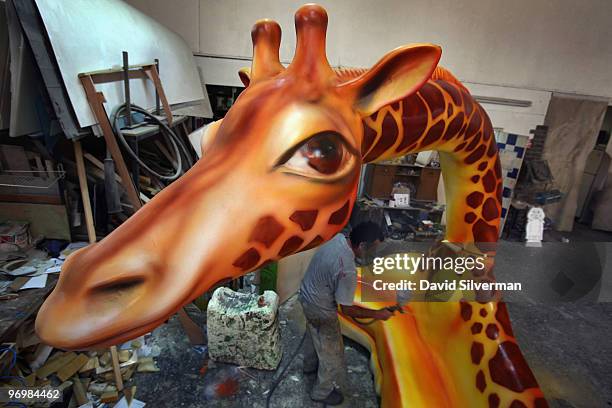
[431,66,469,92]
[334,65,469,94]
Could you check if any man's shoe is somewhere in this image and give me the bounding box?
[312,389,344,406]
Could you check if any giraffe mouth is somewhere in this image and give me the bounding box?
[66,315,169,350]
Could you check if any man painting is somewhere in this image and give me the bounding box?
[299,221,394,405]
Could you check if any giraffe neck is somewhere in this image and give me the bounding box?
[352,77,548,406]
[361,77,501,244]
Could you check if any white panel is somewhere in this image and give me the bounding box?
[34,0,205,128]
[194,56,247,87]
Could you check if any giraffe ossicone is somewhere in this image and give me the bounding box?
[35,4,547,407]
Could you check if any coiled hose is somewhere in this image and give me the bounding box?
[111,104,194,181]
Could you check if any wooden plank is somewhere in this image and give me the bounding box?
[24,373,36,386]
[72,376,88,406]
[79,63,155,77]
[177,308,204,345]
[78,356,99,373]
[109,346,124,391]
[36,351,77,379]
[79,75,141,210]
[143,65,173,126]
[100,390,119,403]
[89,69,148,85]
[57,354,89,381]
[0,194,63,205]
[73,140,96,244]
[83,152,122,183]
[154,140,177,168]
[57,353,89,382]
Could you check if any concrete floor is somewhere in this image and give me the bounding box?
[132,229,612,408]
[133,297,377,408]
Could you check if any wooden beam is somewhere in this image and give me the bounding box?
[79,62,156,77]
[83,152,122,183]
[73,140,96,243]
[109,346,124,391]
[79,75,142,210]
[177,308,205,345]
[143,65,173,126]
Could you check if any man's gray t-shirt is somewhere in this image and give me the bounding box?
[299,234,357,316]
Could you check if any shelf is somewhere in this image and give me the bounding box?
[371,162,441,170]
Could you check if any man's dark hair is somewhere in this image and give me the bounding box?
[349,221,384,247]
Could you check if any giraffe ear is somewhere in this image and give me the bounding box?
[238,68,251,87]
[338,44,441,117]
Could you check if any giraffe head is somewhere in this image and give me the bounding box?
[35,4,440,350]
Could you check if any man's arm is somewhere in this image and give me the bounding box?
[340,304,394,321]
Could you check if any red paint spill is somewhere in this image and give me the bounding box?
[215,378,239,397]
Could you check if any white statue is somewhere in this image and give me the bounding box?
[525,206,545,247]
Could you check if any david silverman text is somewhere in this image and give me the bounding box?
[371,279,522,291]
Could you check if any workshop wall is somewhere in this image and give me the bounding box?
[193,0,612,99]
[125,0,611,137]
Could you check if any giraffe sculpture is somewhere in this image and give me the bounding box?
[36,4,547,407]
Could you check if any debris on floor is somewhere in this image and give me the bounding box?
[0,318,159,407]
[207,287,282,370]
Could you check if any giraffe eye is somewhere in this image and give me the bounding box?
[276,131,356,180]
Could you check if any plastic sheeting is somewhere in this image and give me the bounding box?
[542,94,607,231]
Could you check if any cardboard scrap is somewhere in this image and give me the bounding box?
[88,381,108,396]
[136,357,159,373]
[8,276,30,291]
[19,274,48,290]
[118,350,131,363]
[99,351,111,366]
